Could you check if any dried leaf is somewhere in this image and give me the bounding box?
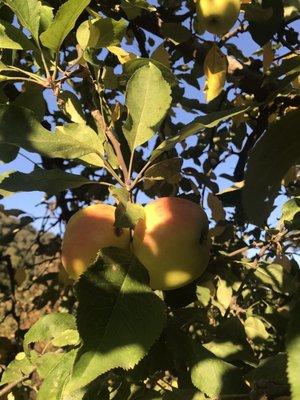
[263,41,275,73]
[204,43,228,102]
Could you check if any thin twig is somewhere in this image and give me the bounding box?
[0,370,36,397]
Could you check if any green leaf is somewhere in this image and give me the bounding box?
[0,352,34,385]
[216,279,232,310]
[0,105,103,160]
[123,62,172,150]
[90,17,128,48]
[286,298,300,400]
[115,202,145,229]
[40,3,54,33]
[243,109,300,226]
[163,390,205,400]
[23,313,77,355]
[4,0,41,43]
[245,353,288,387]
[110,186,145,228]
[40,0,91,51]
[254,263,297,294]
[76,19,98,50]
[123,57,177,88]
[56,122,105,167]
[149,106,250,163]
[244,316,269,341]
[31,352,64,379]
[0,18,35,49]
[58,90,85,124]
[189,338,247,397]
[196,285,211,307]
[0,168,96,197]
[281,196,300,226]
[51,330,80,347]
[37,349,78,400]
[203,317,255,365]
[67,247,166,392]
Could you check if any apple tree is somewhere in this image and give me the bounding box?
[0,0,300,399]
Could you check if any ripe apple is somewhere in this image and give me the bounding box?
[132,197,210,290]
[61,204,130,280]
[196,0,241,36]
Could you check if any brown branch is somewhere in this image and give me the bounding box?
[0,370,36,397]
[91,109,129,184]
[219,22,248,45]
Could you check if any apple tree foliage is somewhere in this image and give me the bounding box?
[0,0,299,399]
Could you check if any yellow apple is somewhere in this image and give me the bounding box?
[196,0,241,36]
[61,204,130,280]
[132,197,210,290]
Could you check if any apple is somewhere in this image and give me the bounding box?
[196,0,241,36]
[61,204,130,280]
[132,197,210,290]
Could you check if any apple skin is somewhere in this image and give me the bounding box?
[196,0,241,36]
[132,197,210,290]
[61,204,130,280]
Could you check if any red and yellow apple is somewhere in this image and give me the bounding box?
[61,204,130,280]
[132,197,210,290]
[196,0,241,36]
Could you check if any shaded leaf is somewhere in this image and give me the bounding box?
[160,22,192,45]
[243,109,300,226]
[0,167,95,197]
[68,248,166,392]
[247,1,284,46]
[286,298,300,400]
[254,263,297,294]
[149,106,250,163]
[0,143,18,163]
[143,157,182,190]
[115,202,145,229]
[190,338,247,397]
[281,196,300,224]
[0,18,35,49]
[203,317,255,364]
[245,353,287,387]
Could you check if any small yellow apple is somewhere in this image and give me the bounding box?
[61,204,130,280]
[132,197,210,290]
[196,0,241,36]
